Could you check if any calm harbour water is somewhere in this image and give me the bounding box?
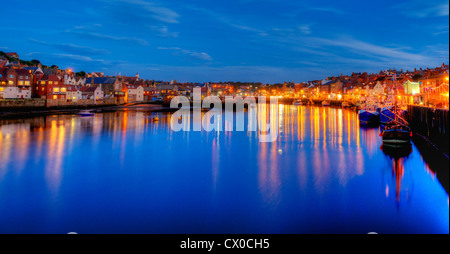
[0,105,448,234]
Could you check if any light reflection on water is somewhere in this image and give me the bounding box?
[0,105,448,234]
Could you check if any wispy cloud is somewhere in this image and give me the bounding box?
[74,32,149,46]
[29,38,110,55]
[307,7,345,15]
[311,37,429,62]
[157,47,213,61]
[52,53,103,62]
[100,0,180,24]
[394,0,449,18]
[148,25,179,38]
[185,5,268,37]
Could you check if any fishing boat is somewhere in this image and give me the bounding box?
[380,75,411,147]
[358,95,380,125]
[381,122,411,147]
[358,109,380,125]
[322,100,330,106]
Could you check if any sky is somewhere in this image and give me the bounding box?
[1,0,449,83]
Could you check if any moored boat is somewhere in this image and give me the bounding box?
[358,110,380,125]
[293,100,303,106]
[381,123,411,147]
[322,100,330,106]
[78,109,95,117]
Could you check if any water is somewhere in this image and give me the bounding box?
[0,105,448,234]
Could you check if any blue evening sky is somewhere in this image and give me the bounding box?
[1,0,448,83]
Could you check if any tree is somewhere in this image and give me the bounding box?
[412,73,423,82]
[76,71,86,77]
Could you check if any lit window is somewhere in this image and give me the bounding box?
[61,88,66,92]
[53,95,57,99]
[0,88,3,92]
[54,88,60,93]
[18,81,24,86]
[8,81,14,85]
[49,81,53,85]
[25,81,30,86]
[41,81,46,85]
[42,87,45,91]
[55,81,58,85]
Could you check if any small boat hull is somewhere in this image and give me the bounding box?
[322,101,330,106]
[78,110,94,117]
[358,110,380,124]
[382,128,411,147]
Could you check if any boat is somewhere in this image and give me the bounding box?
[78,109,95,117]
[358,109,380,125]
[322,100,330,106]
[153,116,160,122]
[358,95,380,125]
[293,100,303,106]
[342,101,350,107]
[380,75,411,147]
[381,122,411,147]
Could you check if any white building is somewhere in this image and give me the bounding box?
[126,85,144,102]
[2,87,31,99]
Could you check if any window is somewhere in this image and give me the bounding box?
[8,81,13,85]
[41,81,46,85]
[49,81,53,85]
[25,81,30,86]
[25,76,29,80]
[0,88,3,92]
[42,87,45,91]
[61,88,66,92]
[54,88,60,93]
[53,95,57,99]
[55,81,58,85]
[18,81,23,86]
[9,75,14,78]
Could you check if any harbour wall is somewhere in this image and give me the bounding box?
[407,105,449,155]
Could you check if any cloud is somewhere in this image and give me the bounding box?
[394,0,449,18]
[52,53,103,62]
[157,47,213,61]
[149,25,179,38]
[228,24,268,37]
[100,0,180,24]
[307,7,345,15]
[29,38,110,55]
[74,32,149,46]
[298,25,312,35]
[311,37,429,62]
[184,4,268,37]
